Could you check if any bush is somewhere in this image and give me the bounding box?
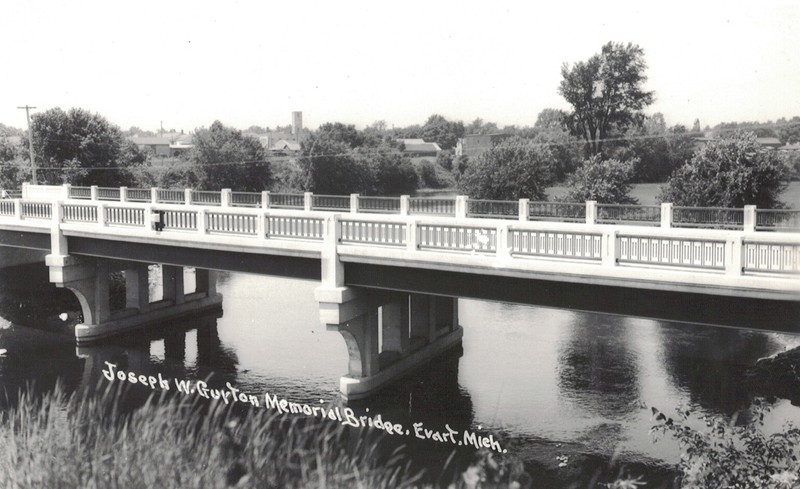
[651,399,800,488]
[658,132,790,208]
[458,137,555,200]
[562,155,637,204]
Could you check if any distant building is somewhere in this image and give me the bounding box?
[455,133,512,158]
[271,140,301,153]
[129,132,193,157]
[398,139,441,157]
[692,136,783,152]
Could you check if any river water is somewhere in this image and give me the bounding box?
[0,263,798,486]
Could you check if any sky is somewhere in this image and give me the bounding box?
[1,0,798,133]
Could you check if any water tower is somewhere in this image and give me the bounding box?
[291,111,303,137]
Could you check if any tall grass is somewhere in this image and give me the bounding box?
[0,384,426,489]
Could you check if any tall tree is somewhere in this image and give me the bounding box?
[189,120,271,191]
[29,107,146,186]
[559,42,655,155]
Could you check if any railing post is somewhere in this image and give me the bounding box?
[144,204,153,230]
[221,189,232,207]
[455,195,468,219]
[197,208,206,234]
[150,187,159,204]
[184,189,193,206]
[49,201,68,257]
[90,185,99,201]
[400,195,410,216]
[97,202,107,226]
[261,191,270,210]
[406,220,418,251]
[255,210,265,237]
[14,199,22,220]
[21,182,29,199]
[496,225,511,259]
[304,192,313,212]
[586,201,597,225]
[743,205,756,232]
[660,203,673,229]
[321,214,343,287]
[62,183,71,200]
[726,236,744,276]
[350,193,359,214]
[518,199,529,222]
[602,230,617,266]
[120,186,128,202]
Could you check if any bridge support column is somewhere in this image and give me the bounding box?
[316,288,462,400]
[48,256,222,344]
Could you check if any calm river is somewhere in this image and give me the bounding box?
[0,262,798,486]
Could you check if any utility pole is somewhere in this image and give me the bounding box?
[17,105,37,184]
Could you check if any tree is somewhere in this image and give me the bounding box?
[29,107,147,186]
[532,108,582,182]
[316,122,364,148]
[559,42,655,155]
[189,120,271,191]
[659,132,790,208]
[777,116,800,145]
[420,114,464,150]
[458,136,555,200]
[354,145,418,195]
[298,133,370,194]
[562,155,637,204]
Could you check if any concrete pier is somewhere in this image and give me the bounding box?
[316,286,462,400]
[48,255,222,344]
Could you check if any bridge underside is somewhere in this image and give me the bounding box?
[344,263,800,334]
[67,236,321,280]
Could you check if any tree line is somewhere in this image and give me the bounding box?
[1,42,797,208]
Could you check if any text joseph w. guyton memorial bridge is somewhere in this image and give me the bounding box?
[0,184,798,399]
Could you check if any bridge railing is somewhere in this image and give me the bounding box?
[8,184,798,233]
[755,209,800,232]
[2,197,797,281]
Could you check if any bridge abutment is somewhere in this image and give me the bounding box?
[47,254,222,344]
[316,286,462,400]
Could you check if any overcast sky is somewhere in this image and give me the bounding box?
[1,0,798,133]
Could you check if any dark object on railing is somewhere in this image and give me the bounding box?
[151,210,165,231]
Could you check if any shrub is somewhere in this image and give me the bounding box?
[562,155,637,204]
[658,132,790,208]
[651,399,800,488]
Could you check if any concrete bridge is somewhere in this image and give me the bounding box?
[0,184,798,399]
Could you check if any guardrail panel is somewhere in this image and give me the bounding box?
[358,196,401,214]
[192,190,222,206]
[126,188,151,202]
[68,186,92,200]
[206,211,258,235]
[511,230,602,260]
[162,209,197,230]
[340,220,406,246]
[0,200,15,216]
[755,210,800,232]
[410,198,456,216]
[269,193,305,209]
[20,202,53,220]
[62,204,98,223]
[105,206,145,226]
[267,216,324,240]
[673,207,744,230]
[467,199,518,218]
[598,204,660,226]
[312,195,350,211]
[528,202,586,223]
[618,235,726,270]
[743,241,800,274]
[231,192,261,208]
[97,187,121,201]
[417,224,496,252]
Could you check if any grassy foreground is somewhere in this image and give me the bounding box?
[0,385,541,489]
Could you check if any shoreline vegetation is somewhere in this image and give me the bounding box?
[1,377,798,488]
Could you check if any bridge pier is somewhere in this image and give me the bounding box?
[316,287,462,400]
[47,255,222,344]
